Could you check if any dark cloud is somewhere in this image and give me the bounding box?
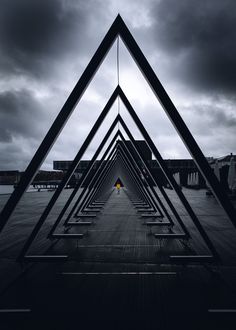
[0,0,235,172]
[0,0,87,78]
[0,0,115,170]
[0,89,44,142]
[182,102,236,135]
[193,104,236,131]
[213,109,236,129]
[151,0,236,93]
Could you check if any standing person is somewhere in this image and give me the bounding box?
[116,183,121,194]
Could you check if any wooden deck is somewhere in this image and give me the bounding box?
[0,188,236,329]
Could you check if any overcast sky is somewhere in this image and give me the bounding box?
[0,0,235,171]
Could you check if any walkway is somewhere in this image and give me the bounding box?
[0,188,236,329]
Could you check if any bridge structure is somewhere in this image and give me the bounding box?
[0,15,236,330]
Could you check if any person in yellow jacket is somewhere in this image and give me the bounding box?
[116,183,121,194]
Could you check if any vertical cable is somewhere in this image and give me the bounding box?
[117,36,120,86]
[117,37,120,133]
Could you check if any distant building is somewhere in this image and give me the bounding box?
[2,143,233,190]
[0,171,20,185]
[125,140,152,160]
[53,140,205,187]
[53,160,100,180]
[208,153,236,192]
[208,154,236,167]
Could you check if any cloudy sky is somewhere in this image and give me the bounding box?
[0,0,235,171]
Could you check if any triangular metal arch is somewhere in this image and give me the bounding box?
[49,119,217,262]
[115,139,190,236]
[60,113,182,230]
[1,14,235,236]
[114,139,163,212]
[116,150,160,207]
[64,127,161,226]
[49,117,121,231]
[70,137,128,217]
[56,86,221,262]
[62,131,125,225]
[116,130,186,231]
[17,120,168,261]
[115,152,156,204]
[19,127,151,260]
[62,115,173,225]
[18,99,184,262]
[17,91,219,263]
[117,115,181,226]
[60,86,220,261]
[20,147,119,261]
[116,87,220,260]
[17,126,215,263]
[17,90,121,260]
[114,140,163,214]
[109,153,147,202]
[114,178,124,187]
[81,142,158,216]
[15,83,220,263]
[89,149,146,207]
